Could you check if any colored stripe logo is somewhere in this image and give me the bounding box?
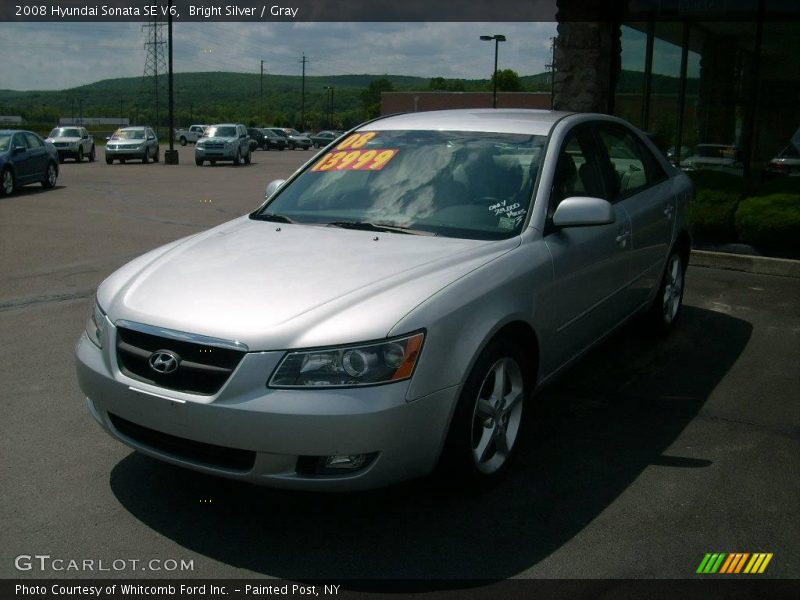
[696,553,773,574]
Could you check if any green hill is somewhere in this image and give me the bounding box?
[0,69,696,131]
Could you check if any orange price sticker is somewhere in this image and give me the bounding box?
[310,148,397,172]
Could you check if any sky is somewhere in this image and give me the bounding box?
[0,22,560,91]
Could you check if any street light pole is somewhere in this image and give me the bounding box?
[260,60,264,126]
[480,34,506,108]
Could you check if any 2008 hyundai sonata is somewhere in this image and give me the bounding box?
[76,109,692,490]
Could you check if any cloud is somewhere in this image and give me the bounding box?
[0,22,557,90]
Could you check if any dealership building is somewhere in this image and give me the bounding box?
[385,1,799,178]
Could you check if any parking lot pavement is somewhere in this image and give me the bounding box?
[0,149,798,580]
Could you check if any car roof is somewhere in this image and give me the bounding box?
[366,109,575,135]
[0,129,32,134]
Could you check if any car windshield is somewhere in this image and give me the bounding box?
[50,128,81,138]
[0,135,10,151]
[779,144,799,158]
[111,129,145,140]
[256,129,545,240]
[206,126,237,138]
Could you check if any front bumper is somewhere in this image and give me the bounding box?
[75,325,456,490]
[195,146,237,161]
[106,146,147,160]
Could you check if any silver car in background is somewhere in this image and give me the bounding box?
[105,127,159,164]
[76,109,692,490]
[195,123,252,166]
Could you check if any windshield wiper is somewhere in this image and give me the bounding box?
[252,212,295,224]
[325,221,433,236]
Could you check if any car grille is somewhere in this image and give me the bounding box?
[108,413,256,472]
[116,326,245,395]
[54,142,69,147]
[204,142,225,149]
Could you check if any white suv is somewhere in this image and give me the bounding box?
[45,126,95,163]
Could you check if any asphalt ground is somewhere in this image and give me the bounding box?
[0,144,798,581]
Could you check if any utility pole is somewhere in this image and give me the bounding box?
[299,53,308,130]
[165,0,178,164]
[260,60,264,126]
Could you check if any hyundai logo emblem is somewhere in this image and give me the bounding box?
[148,350,180,374]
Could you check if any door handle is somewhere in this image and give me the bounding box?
[615,230,630,247]
[663,204,674,218]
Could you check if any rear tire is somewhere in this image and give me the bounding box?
[1,168,15,196]
[647,249,685,333]
[41,162,57,188]
[439,338,532,485]
[244,149,251,165]
[88,145,95,162]
[154,147,160,162]
[180,137,187,146]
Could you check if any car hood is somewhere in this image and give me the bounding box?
[99,216,517,350]
[47,136,81,143]
[199,136,238,143]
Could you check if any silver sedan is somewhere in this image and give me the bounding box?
[76,109,692,490]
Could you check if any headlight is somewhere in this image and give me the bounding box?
[85,299,106,348]
[269,332,424,388]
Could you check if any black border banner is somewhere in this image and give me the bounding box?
[2,0,800,23]
[4,579,800,600]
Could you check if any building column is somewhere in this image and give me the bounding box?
[553,1,621,113]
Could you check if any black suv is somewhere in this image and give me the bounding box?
[247,128,267,150]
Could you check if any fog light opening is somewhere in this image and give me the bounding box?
[325,454,368,470]
[296,452,377,476]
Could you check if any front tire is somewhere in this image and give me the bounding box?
[105,155,113,165]
[648,250,685,332]
[41,162,57,188]
[142,149,150,164]
[1,168,14,196]
[76,146,84,162]
[195,158,203,166]
[439,338,531,483]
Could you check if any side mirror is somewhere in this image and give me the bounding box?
[552,197,615,228]
[105,137,111,141]
[264,179,286,199]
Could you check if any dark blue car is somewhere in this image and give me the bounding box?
[0,129,59,197]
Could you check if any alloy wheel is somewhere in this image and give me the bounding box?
[470,357,525,475]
